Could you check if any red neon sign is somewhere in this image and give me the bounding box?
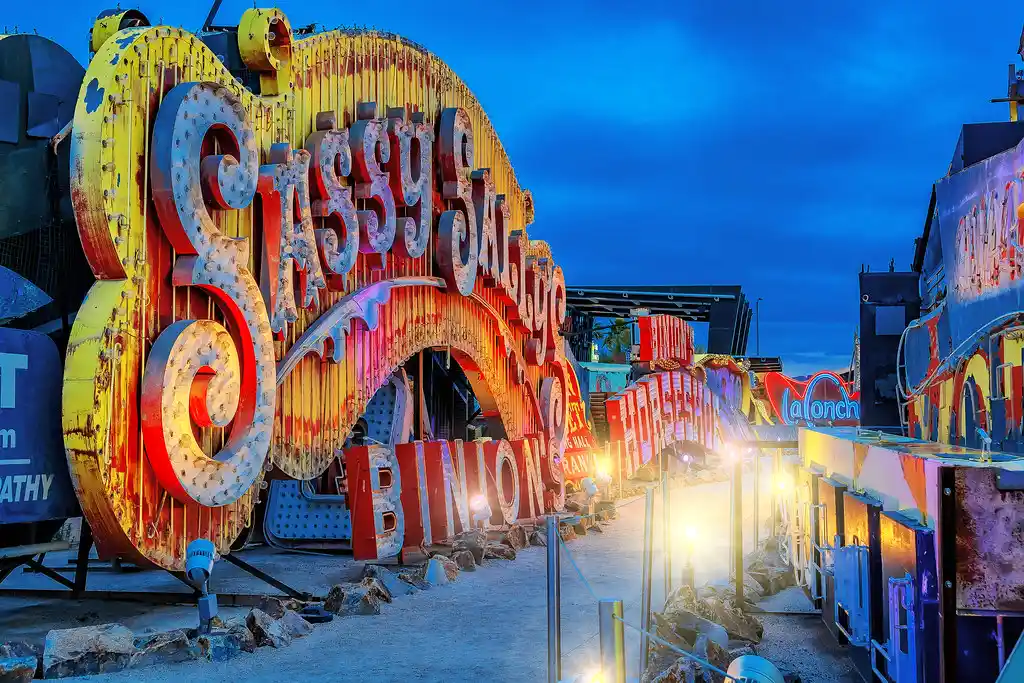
[763,371,860,426]
[635,315,694,368]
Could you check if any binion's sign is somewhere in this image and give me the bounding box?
[763,371,860,427]
[348,436,559,560]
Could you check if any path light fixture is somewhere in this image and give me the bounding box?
[470,494,492,528]
[724,443,740,467]
[580,477,600,519]
[727,654,785,682]
[595,459,614,499]
[185,538,218,635]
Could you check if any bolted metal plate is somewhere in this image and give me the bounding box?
[0,79,18,144]
[264,480,351,543]
[365,379,398,445]
[26,91,61,139]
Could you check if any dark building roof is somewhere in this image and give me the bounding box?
[566,285,752,356]
[742,357,784,373]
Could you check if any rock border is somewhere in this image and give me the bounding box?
[6,499,627,680]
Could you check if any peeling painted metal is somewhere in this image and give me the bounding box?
[62,14,577,570]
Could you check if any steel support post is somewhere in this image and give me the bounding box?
[998,615,1006,671]
[662,459,672,601]
[599,598,627,683]
[732,456,744,604]
[546,515,561,683]
[73,520,93,596]
[640,488,655,675]
[773,449,782,537]
[753,448,760,548]
[616,442,623,500]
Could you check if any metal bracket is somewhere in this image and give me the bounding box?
[835,542,871,647]
[220,553,312,601]
[872,638,893,682]
[802,503,827,597]
[996,469,1024,491]
[895,573,918,683]
[872,573,917,683]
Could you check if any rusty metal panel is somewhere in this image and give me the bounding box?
[841,491,884,681]
[819,476,847,643]
[955,467,1024,612]
[0,79,18,144]
[879,510,940,683]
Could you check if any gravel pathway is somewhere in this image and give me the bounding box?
[20,468,856,682]
[753,588,860,683]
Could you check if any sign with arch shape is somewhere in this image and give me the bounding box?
[763,371,860,427]
[62,10,580,569]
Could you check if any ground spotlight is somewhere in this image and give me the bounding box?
[672,523,699,552]
[595,464,613,500]
[470,494,492,527]
[185,538,218,634]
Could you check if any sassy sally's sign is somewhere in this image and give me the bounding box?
[62,10,580,570]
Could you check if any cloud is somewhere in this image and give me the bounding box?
[10,0,1024,375]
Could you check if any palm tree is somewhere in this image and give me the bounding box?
[596,318,631,363]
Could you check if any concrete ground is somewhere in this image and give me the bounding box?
[0,459,857,682]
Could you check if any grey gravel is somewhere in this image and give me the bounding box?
[9,463,855,682]
[755,612,859,682]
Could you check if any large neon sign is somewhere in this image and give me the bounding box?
[60,10,578,570]
[763,371,860,426]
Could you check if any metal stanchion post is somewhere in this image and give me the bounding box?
[610,440,618,499]
[998,615,1006,670]
[732,455,744,604]
[661,452,672,601]
[640,488,655,676]
[773,449,782,537]
[599,598,626,683]
[681,541,695,591]
[546,515,561,683]
[753,447,760,548]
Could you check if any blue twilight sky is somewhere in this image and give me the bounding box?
[8,1,1023,376]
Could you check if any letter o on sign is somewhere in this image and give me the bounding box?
[494,439,521,524]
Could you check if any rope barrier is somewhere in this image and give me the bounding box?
[612,614,744,683]
[557,529,600,601]
[558,483,658,531]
